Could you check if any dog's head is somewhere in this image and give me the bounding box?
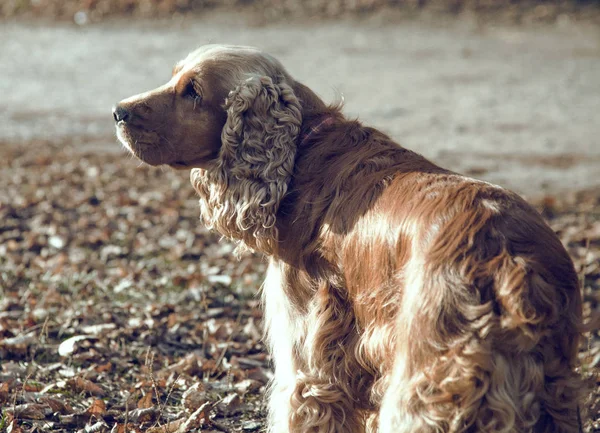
[114,45,306,253]
[114,44,300,168]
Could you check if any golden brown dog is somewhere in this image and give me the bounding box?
[114,44,583,433]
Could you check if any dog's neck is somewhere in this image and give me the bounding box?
[298,115,336,147]
[292,81,340,149]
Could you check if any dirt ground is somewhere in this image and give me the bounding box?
[0,11,599,433]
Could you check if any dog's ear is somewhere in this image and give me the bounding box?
[192,75,302,254]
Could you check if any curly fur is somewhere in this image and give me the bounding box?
[114,44,584,433]
[191,75,302,254]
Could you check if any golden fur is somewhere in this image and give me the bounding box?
[114,44,583,433]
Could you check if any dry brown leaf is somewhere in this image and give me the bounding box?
[23,382,43,392]
[94,362,113,373]
[146,418,184,433]
[182,389,208,411]
[12,403,50,420]
[165,352,203,376]
[86,399,107,416]
[137,391,153,409]
[68,377,105,397]
[39,396,74,414]
[216,393,243,416]
[0,381,9,403]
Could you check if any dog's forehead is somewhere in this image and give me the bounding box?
[170,44,288,90]
[176,45,264,72]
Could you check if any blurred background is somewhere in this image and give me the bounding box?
[0,1,599,432]
[2,0,600,193]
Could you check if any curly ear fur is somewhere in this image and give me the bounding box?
[191,75,302,254]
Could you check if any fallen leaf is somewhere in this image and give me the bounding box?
[10,403,51,420]
[127,407,159,424]
[179,401,212,432]
[216,393,243,416]
[137,391,153,409]
[39,396,74,414]
[86,399,106,416]
[68,377,105,397]
[146,418,184,433]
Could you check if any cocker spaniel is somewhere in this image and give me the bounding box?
[114,45,583,433]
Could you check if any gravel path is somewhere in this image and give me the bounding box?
[1,14,599,197]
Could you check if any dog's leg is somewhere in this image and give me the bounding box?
[377,261,442,433]
[263,260,301,433]
[287,282,367,433]
[378,256,582,433]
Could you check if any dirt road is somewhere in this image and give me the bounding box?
[1,14,599,197]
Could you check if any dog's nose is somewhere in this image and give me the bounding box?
[113,105,130,123]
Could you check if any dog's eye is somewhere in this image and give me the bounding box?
[183,79,202,103]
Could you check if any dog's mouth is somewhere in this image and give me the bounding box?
[115,124,164,166]
[116,124,218,170]
[115,123,133,151]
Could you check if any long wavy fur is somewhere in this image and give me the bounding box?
[166,46,583,433]
[191,75,302,254]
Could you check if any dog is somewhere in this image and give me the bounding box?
[114,44,583,433]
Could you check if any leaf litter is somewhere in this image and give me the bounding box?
[0,139,598,432]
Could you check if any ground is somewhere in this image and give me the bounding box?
[0,11,599,433]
